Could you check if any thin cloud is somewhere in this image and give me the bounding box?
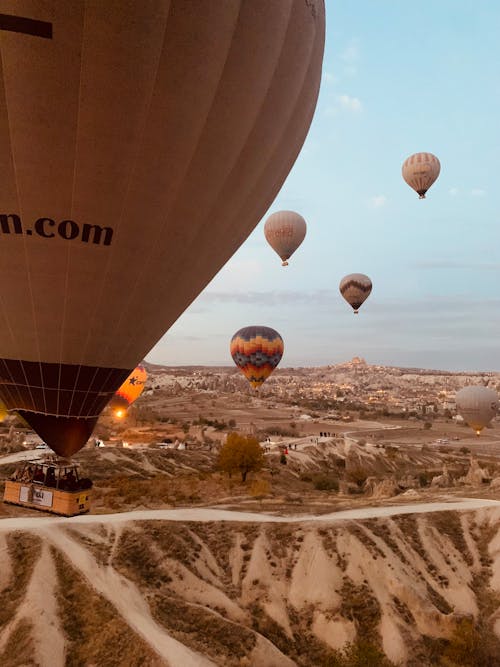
[448,187,459,196]
[412,260,500,270]
[339,39,360,77]
[201,289,335,307]
[338,94,362,112]
[369,195,387,208]
[322,71,337,85]
[470,188,486,197]
[341,42,359,64]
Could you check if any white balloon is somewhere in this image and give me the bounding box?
[455,386,498,435]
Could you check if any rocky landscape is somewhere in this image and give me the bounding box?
[1,361,500,666]
[1,504,500,666]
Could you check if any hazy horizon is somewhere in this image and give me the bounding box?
[144,355,500,375]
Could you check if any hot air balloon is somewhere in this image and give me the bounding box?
[108,365,147,419]
[455,386,498,436]
[230,326,284,389]
[264,210,307,266]
[402,152,440,198]
[0,2,324,457]
[339,274,372,314]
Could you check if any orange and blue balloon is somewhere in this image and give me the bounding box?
[230,326,284,389]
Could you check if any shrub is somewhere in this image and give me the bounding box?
[418,472,431,487]
[250,479,270,501]
[346,465,368,487]
[342,639,394,666]
[313,475,339,492]
[440,617,488,666]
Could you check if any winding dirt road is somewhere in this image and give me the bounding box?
[1,497,500,532]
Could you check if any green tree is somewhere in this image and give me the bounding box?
[218,432,264,482]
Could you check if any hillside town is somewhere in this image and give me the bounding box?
[143,358,499,423]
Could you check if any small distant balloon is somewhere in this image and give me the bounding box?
[402,152,440,198]
[264,211,307,266]
[455,386,498,436]
[108,365,147,418]
[230,326,284,389]
[339,274,372,314]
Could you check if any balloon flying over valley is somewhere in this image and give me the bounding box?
[0,0,497,460]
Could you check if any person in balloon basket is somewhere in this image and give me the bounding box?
[60,470,76,491]
[33,466,45,484]
[19,465,33,483]
[45,467,56,488]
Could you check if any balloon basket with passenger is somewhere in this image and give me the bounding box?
[3,455,92,517]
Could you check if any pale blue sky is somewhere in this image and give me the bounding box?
[148,1,500,371]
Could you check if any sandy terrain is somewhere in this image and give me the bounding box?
[1,504,500,666]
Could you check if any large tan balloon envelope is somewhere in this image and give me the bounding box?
[264,210,307,266]
[0,1,325,456]
[402,152,440,198]
[455,386,498,436]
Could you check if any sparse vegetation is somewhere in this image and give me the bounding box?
[53,549,161,667]
[313,474,340,491]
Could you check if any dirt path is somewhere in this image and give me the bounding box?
[1,497,499,532]
[0,449,44,465]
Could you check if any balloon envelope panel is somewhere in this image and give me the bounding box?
[0,1,324,455]
[455,386,498,434]
[230,326,284,389]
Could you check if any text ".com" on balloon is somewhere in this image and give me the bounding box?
[0,214,113,246]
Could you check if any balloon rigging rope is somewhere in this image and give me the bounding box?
[122,0,320,368]
[94,4,238,368]
[0,35,43,414]
[60,1,87,419]
[72,4,173,418]
[113,2,278,366]
[119,0,318,365]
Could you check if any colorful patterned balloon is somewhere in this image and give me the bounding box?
[230,326,284,389]
[108,365,147,418]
